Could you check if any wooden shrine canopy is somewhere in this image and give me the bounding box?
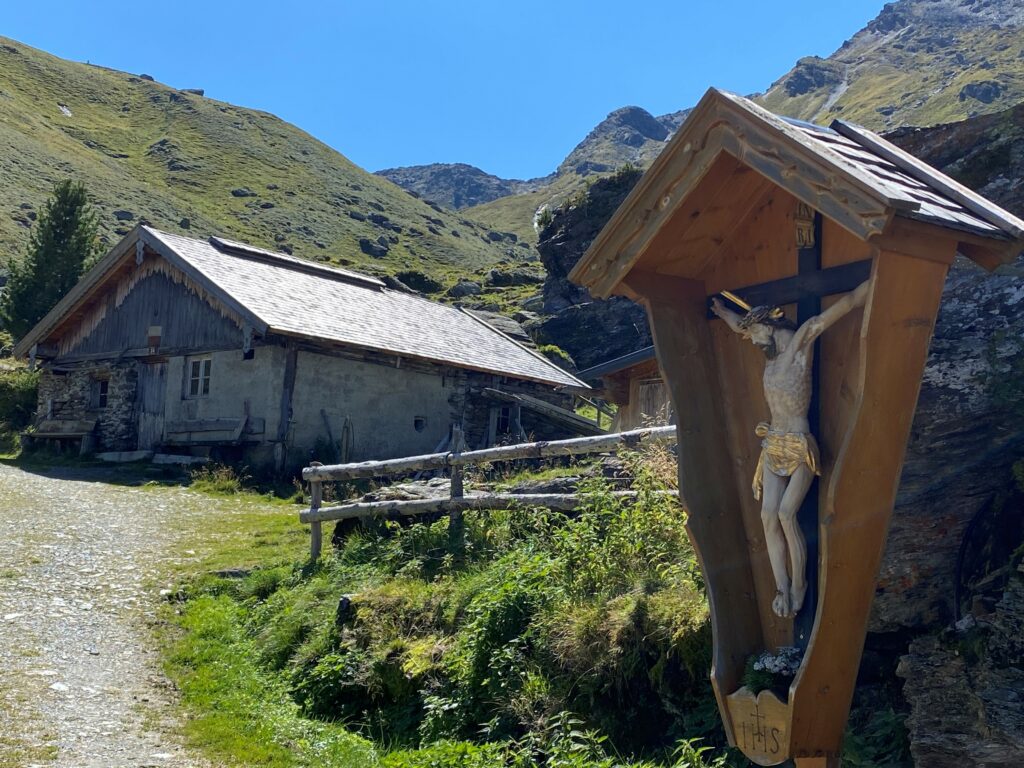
[569,88,1024,766]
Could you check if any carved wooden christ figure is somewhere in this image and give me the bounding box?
[711,280,869,619]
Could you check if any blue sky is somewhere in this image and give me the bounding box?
[5,1,884,179]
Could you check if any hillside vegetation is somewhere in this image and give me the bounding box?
[760,0,1024,130]
[0,36,528,285]
[164,453,743,767]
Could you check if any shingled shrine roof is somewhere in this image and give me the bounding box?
[16,226,584,389]
[571,88,1024,297]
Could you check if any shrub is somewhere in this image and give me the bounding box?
[189,464,249,495]
[0,366,38,430]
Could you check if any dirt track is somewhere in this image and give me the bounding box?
[0,464,210,768]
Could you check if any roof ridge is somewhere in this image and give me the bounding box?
[143,227,385,289]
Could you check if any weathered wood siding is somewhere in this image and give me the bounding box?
[61,272,242,358]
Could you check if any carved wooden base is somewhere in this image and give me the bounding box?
[724,687,790,766]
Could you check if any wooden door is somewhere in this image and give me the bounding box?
[637,379,671,425]
[137,362,167,450]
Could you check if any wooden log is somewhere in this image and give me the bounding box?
[299,490,678,524]
[449,425,465,558]
[451,425,675,467]
[482,388,606,436]
[304,450,453,481]
[302,425,677,481]
[309,462,323,561]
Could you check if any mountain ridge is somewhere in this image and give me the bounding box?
[383,0,1024,241]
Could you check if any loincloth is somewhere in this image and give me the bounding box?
[752,422,821,501]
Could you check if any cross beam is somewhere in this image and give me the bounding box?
[707,258,871,315]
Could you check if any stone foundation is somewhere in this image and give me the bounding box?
[36,363,138,451]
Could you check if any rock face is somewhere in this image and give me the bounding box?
[876,258,1024,630]
[375,163,544,210]
[897,567,1024,767]
[527,168,652,370]
[555,107,677,177]
[871,109,1024,631]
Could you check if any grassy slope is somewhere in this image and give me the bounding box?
[759,25,1024,131]
[0,36,524,286]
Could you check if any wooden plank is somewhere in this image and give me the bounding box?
[300,490,679,524]
[165,418,244,433]
[482,388,606,436]
[832,119,1024,241]
[698,189,804,649]
[626,271,762,745]
[643,164,775,276]
[302,425,677,481]
[794,212,823,651]
[309,463,323,561]
[789,241,954,756]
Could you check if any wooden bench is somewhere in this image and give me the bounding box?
[22,419,98,455]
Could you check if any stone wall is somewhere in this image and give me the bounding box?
[36,362,138,451]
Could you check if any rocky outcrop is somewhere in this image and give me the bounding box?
[375,163,545,210]
[897,567,1024,766]
[875,258,1024,630]
[526,168,651,370]
[760,0,1024,129]
[555,107,675,178]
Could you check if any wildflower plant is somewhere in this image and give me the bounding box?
[741,646,803,697]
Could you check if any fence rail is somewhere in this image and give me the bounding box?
[300,424,677,560]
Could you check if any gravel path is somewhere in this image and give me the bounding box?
[0,464,213,768]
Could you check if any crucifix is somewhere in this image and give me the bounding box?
[708,207,871,645]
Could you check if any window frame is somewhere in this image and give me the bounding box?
[90,376,109,410]
[184,356,212,398]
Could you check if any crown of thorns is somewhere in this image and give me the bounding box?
[738,305,795,331]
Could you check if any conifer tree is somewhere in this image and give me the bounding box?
[0,180,98,340]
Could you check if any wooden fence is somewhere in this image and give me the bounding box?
[300,425,677,559]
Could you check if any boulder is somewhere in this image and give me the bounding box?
[484,268,544,287]
[112,209,134,221]
[358,238,388,258]
[446,280,482,298]
[959,80,1004,104]
[395,270,444,293]
[898,568,1024,767]
[230,187,256,198]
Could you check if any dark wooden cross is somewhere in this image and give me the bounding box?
[709,212,871,649]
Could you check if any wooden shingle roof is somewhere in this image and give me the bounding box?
[17,227,584,389]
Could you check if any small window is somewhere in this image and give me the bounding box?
[91,378,109,409]
[186,357,212,397]
[496,406,511,434]
[414,416,426,432]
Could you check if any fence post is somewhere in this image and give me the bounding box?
[449,424,465,561]
[309,461,323,561]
